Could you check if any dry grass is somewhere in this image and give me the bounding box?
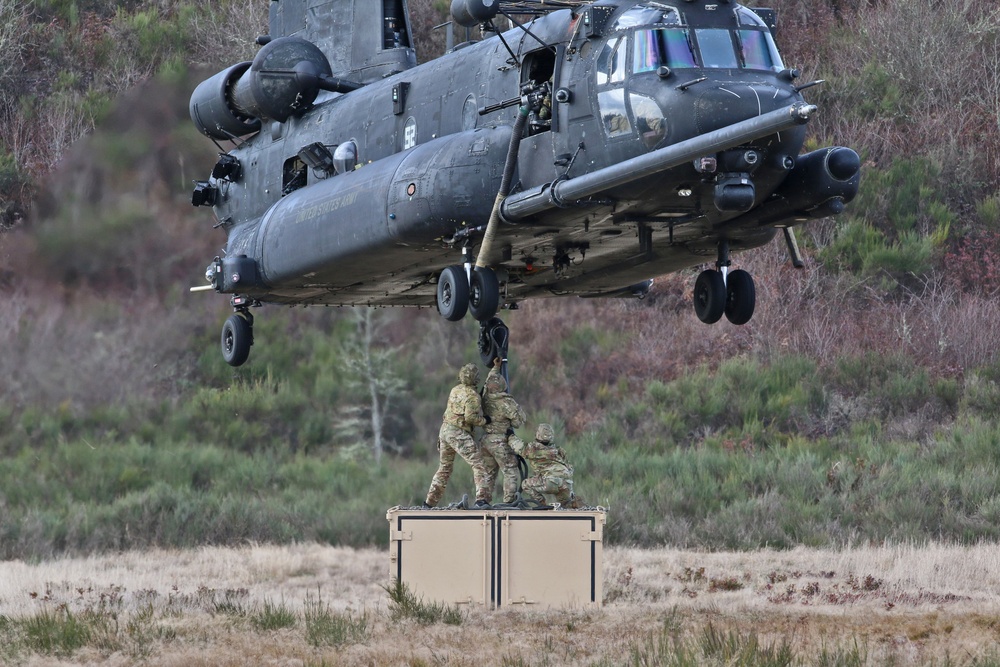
[2,542,1000,665]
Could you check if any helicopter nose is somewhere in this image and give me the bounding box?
[693,84,795,135]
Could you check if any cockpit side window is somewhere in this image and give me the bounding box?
[738,30,780,70]
[595,36,627,86]
[733,7,784,70]
[598,88,631,138]
[595,35,629,139]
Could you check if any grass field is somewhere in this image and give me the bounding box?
[2,541,1000,666]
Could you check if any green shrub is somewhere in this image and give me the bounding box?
[303,590,370,647]
[251,598,296,632]
[21,608,91,657]
[382,579,463,626]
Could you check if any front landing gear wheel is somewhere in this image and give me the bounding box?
[694,269,726,324]
[436,265,469,321]
[221,312,253,366]
[724,269,756,325]
[469,267,500,321]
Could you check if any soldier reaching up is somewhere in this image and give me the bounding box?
[424,363,491,508]
[512,423,584,509]
[480,358,526,504]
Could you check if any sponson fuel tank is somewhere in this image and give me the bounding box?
[231,126,511,290]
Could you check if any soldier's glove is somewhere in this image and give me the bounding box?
[484,415,492,425]
[506,428,515,437]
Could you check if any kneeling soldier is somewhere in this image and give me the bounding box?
[512,423,584,508]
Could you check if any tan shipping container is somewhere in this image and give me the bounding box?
[387,507,606,609]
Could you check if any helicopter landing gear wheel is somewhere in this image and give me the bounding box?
[469,267,500,322]
[693,269,726,324]
[724,269,756,325]
[221,311,253,367]
[437,265,469,321]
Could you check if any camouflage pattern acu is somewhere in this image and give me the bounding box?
[458,362,479,386]
[482,368,526,436]
[522,473,574,505]
[512,425,580,506]
[512,434,572,480]
[425,366,489,507]
[480,366,526,503]
[484,369,507,394]
[480,434,520,503]
[425,423,490,506]
[442,374,485,432]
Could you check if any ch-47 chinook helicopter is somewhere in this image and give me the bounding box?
[189,0,860,368]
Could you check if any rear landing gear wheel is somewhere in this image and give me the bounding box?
[221,312,253,366]
[469,267,500,322]
[694,269,726,324]
[724,269,756,325]
[436,265,469,321]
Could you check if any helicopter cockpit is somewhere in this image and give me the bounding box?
[592,4,792,151]
[603,5,783,73]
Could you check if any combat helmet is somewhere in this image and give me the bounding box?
[459,363,480,386]
[485,372,507,394]
[535,423,555,444]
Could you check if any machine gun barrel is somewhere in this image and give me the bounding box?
[501,102,816,221]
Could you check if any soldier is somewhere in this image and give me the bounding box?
[424,363,491,508]
[480,359,526,504]
[511,423,584,508]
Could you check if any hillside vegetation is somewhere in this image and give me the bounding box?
[1,0,1000,559]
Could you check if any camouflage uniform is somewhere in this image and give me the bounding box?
[425,363,490,507]
[511,423,584,508]
[480,367,526,503]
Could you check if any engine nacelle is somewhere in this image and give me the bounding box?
[190,37,335,140]
[189,62,261,140]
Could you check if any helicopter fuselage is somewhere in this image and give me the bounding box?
[193,0,858,313]
[191,0,860,365]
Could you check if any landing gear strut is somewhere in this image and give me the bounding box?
[693,241,756,325]
[221,296,255,366]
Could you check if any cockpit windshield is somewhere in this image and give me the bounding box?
[633,29,696,71]
[628,5,784,73]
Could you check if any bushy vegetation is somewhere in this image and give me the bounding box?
[5,344,1000,558]
[1,0,1000,561]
